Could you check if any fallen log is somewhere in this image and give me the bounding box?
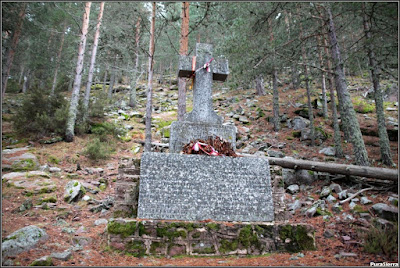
[128,142,398,181]
[242,154,397,182]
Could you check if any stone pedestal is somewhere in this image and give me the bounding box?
[169,121,236,153]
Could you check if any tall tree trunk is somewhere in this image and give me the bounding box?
[299,21,315,146]
[2,3,26,98]
[22,70,29,94]
[326,5,369,166]
[65,2,91,142]
[317,35,328,119]
[144,2,156,152]
[18,65,24,85]
[107,54,117,99]
[83,2,105,120]
[255,75,266,96]
[102,63,108,92]
[272,69,280,132]
[130,16,142,108]
[324,35,344,158]
[177,2,190,121]
[362,4,393,166]
[269,18,280,132]
[51,21,67,95]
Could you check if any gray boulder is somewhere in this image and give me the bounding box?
[2,147,40,171]
[50,250,72,261]
[2,225,48,257]
[287,184,300,194]
[326,195,337,204]
[360,197,372,205]
[329,183,342,194]
[288,200,302,212]
[320,186,331,198]
[319,147,336,156]
[282,167,316,186]
[371,203,398,221]
[267,150,285,158]
[338,190,348,200]
[292,116,310,130]
[64,180,86,203]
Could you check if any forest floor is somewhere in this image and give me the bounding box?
[1,75,398,266]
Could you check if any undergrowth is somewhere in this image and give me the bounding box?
[362,221,398,257]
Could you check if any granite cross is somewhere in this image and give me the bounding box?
[178,43,229,125]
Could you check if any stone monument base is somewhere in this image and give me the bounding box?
[169,121,236,154]
[137,152,274,222]
[107,219,316,256]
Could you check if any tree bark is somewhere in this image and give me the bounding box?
[144,2,156,152]
[255,75,266,96]
[316,35,328,119]
[65,2,91,142]
[130,16,142,108]
[83,2,105,120]
[107,54,117,99]
[51,21,67,95]
[22,70,29,94]
[264,156,397,181]
[177,2,190,121]
[326,5,369,166]
[2,3,26,99]
[272,69,280,132]
[362,4,394,166]
[323,35,344,158]
[299,21,315,146]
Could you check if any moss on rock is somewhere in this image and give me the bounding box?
[108,220,137,238]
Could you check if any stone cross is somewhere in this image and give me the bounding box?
[178,43,229,125]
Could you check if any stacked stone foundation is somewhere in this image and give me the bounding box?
[107,219,316,257]
[111,157,303,256]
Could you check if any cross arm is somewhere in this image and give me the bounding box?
[212,58,229,82]
[177,55,194,78]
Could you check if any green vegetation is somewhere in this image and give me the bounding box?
[11,159,37,172]
[363,221,398,256]
[126,240,146,257]
[107,220,137,238]
[279,225,316,252]
[156,226,187,240]
[239,225,259,248]
[30,256,53,266]
[47,155,60,165]
[12,88,69,139]
[352,96,375,113]
[219,239,239,253]
[206,223,219,231]
[84,137,114,161]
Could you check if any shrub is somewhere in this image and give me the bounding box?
[363,221,398,257]
[83,137,114,161]
[12,88,68,138]
[352,96,375,113]
[90,91,108,118]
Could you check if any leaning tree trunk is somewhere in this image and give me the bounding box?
[144,2,156,152]
[177,2,190,121]
[255,75,266,96]
[362,4,393,166]
[83,2,105,121]
[326,5,369,166]
[2,3,26,99]
[317,35,328,119]
[130,16,142,108]
[51,21,67,95]
[324,35,344,158]
[65,2,91,142]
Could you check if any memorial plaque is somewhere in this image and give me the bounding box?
[137,152,274,222]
